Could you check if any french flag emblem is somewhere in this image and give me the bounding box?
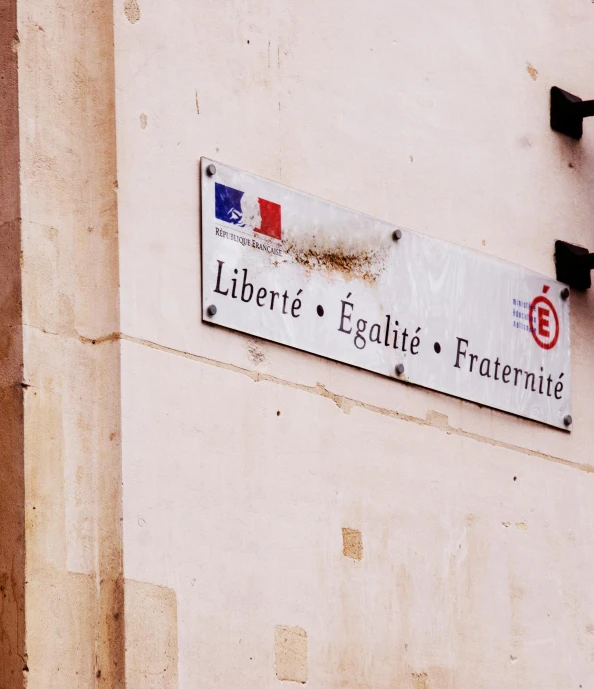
[215,182,282,240]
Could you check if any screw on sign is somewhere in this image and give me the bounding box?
[529,285,559,350]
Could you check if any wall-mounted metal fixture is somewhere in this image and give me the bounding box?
[551,87,594,140]
[555,240,594,290]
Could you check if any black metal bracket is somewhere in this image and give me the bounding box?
[551,87,594,140]
[555,240,594,290]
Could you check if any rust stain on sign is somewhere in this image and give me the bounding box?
[285,239,387,284]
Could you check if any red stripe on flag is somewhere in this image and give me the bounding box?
[257,198,282,240]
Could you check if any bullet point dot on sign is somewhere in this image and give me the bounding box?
[434,342,441,353]
[317,305,324,317]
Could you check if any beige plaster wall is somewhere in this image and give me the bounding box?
[0,0,24,685]
[121,339,594,689]
[15,0,123,686]
[5,0,594,687]
[113,0,594,687]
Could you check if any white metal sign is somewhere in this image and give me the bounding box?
[200,159,572,430]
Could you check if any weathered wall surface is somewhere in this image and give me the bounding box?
[0,0,24,685]
[113,0,594,687]
[16,0,123,686]
[121,341,594,688]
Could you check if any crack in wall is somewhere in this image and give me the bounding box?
[22,323,588,475]
[114,333,590,476]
